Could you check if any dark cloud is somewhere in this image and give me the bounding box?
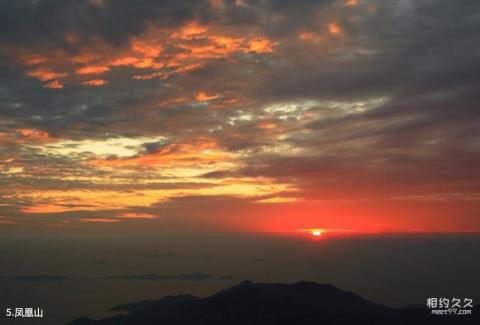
[110,295,199,312]
[0,272,229,282]
[0,0,201,48]
[102,272,215,281]
[0,275,71,282]
[142,140,170,154]
[148,252,176,258]
[94,260,109,265]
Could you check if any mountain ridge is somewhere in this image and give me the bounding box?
[68,281,478,325]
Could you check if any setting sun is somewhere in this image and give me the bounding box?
[311,230,322,237]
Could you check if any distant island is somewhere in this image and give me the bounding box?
[69,281,477,325]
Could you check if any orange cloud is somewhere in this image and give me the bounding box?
[247,38,276,53]
[328,23,343,36]
[210,35,244,49]
[21,204,100,214]
[45,80,64,89]
[0,132,9,144]
[76,65,110,75]
[18,21,277,88]
[118,213,156,219]
[111,56,140,66]
[26,67,66,81]
[258,122,277,129]
[17,128,50,138]
[16,128,54,142]
[80,218,120,223]
[131,39,163,57]
[22,55,46,66]
[109,38,164,69]
[83,79,107,87]
[133,71,168,80]
[196,92,218,101]
[172,22,208,40]
[298,31,319,42]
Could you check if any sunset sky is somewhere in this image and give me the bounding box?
[1,0,479,235]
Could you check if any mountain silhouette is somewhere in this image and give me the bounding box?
[69,281,478,325]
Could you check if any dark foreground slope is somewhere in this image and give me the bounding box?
[69,281,477,325]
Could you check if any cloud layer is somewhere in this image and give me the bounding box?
[1,0,479,233]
